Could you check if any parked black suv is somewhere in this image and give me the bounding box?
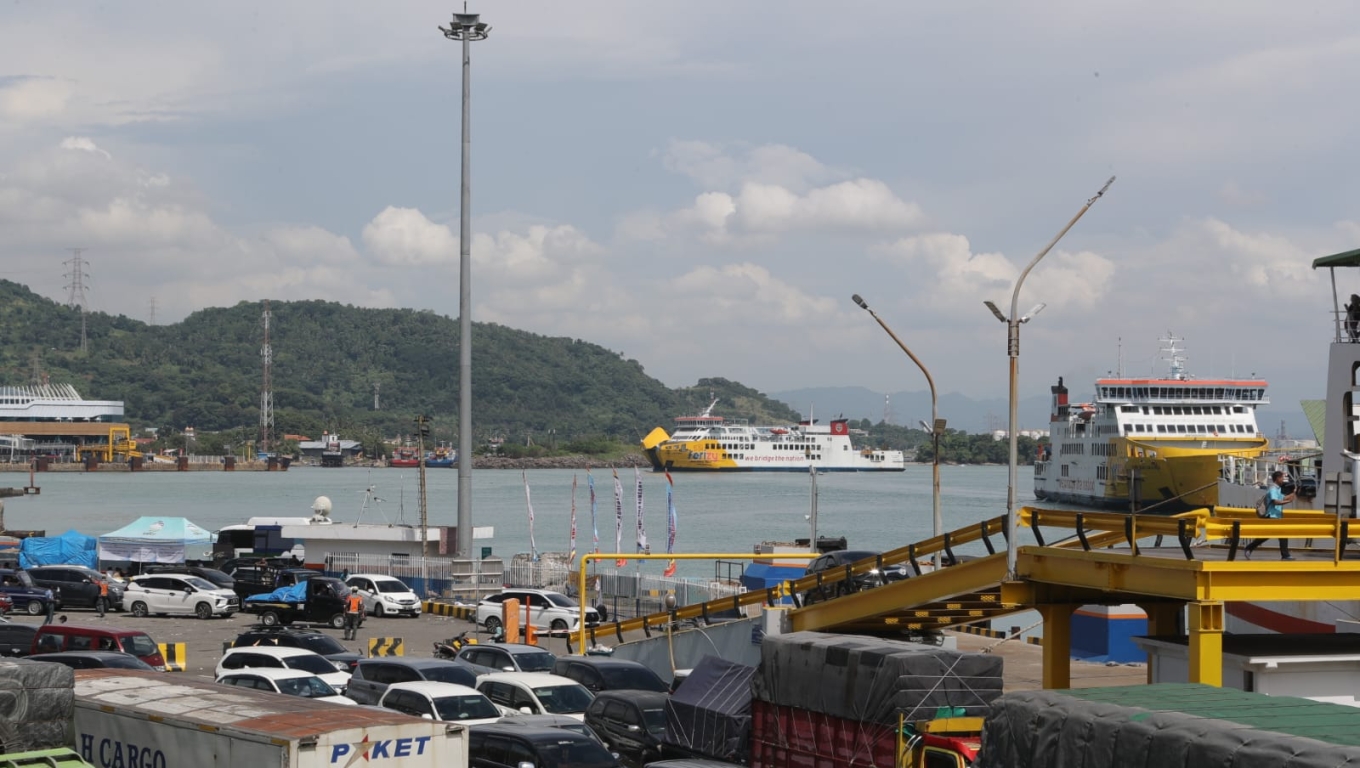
[0,622,37,657]
[584,691,669,768]
[346,657,481,705]
[25,566,123,610]
[799,550,906,606]
[553,657,668,693]
[0,569,58,615]
[232,627,362,671]
[469,724,620,768]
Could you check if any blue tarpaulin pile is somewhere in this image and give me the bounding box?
[19,529,98,569]
[245,582,308,603]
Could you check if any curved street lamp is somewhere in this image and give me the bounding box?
[440,11,490,558]
[987,176,1115,581]
[852,294,944,564]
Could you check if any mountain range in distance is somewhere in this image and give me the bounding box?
[766,385,1314,441]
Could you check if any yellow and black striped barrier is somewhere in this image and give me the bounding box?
[158,642,187,671]
[422,601,475,619]
[368,637,405,657]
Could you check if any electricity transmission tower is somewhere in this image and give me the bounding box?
[259,301,275,455]
[63,249,90,352]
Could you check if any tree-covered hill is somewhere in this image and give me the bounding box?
[0,280,803,446]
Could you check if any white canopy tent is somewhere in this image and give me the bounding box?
[97,516,213,564]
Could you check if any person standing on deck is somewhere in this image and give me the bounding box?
[1245,470,1297,560]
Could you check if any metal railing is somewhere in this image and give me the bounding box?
[323,552,504,601]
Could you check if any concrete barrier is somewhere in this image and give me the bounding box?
[158,642,187,671]
[422,601,475,620]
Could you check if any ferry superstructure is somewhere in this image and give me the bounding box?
[0,383,128,460]
[1033,337,1270,512]
[641,399,906,472]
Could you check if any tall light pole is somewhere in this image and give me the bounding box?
[986,176,1115,580]
[440,10,489,558]
[852,294,944,564]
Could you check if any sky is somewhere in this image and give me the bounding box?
[2,2,1358,416]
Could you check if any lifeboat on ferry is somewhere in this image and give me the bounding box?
[770,428,788,435]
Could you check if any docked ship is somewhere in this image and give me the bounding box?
[389,446,420,468]
[0,383,128,461]
[641,399,906,472]
[1225,247,1360,634]
[425,443,456,468]
[1033,336,1270,512]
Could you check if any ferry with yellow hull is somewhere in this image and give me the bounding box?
[1033,336,1270,512]
[641,399,906,472]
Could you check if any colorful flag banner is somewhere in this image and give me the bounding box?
[570,474,577,563]
[613,468,626,567]
[523,470,537,561]
[635,468,649,554]
[587,469,599,553]
[664,471,677,577]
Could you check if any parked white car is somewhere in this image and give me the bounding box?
[474,589,600,633]
[216,668,355,706]
[217,646,351,692]
[345,574,422,618]
[124,574,239,619]
[378,681,504,725]
[476,672,596,722]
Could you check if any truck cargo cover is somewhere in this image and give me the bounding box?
[753,632,1003,722]
[662,655,756,763]
[978,684,1360,768]
[0,659,74,753]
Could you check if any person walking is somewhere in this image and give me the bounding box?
[96,579,109,618]
[42,590,56,625]
[1245,470,1298,560]
[343,586,364,641]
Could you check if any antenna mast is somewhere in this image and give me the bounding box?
[259,301,275,455]
[63,248,90,352]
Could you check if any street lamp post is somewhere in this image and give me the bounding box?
[440,11,490,558]
[852,294,944,563]
[986,176,1115,581]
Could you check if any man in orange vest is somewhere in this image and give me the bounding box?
[343,586,364,641]
[96,579,109,619]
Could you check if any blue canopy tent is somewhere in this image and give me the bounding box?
[97,517,212,564]
[19,529,98,569]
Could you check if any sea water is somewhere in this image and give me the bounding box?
[1,464,1035,577]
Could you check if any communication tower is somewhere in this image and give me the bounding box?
[259,301,275,454]
[373,382,381,411]
[63,248,90,352]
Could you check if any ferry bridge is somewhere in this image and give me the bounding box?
[575,506,1360,689]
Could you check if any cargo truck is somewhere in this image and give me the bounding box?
[72,669,467,768]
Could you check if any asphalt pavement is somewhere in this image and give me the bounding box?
[5,603,1149,693]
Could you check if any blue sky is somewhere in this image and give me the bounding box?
[2,2,1357,419]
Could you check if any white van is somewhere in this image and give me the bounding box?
[345,574,421,617]
[124,574,239,619]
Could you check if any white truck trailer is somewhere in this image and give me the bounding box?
[71,670,467,768]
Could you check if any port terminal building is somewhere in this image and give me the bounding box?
[0,384,130,463]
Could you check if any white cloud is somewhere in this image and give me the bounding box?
[59,136,110,158]
[361,206,457,266]
[0,77,72,121]
[661,140,835,192]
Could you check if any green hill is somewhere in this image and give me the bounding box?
[0,280,802,447]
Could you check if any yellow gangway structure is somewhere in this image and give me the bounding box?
[75,426,143,462]
[572,505,1360,692]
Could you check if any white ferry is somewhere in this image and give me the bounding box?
[1033,336,1270,512]
[641,399,906,472]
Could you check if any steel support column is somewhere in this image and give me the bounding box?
[1038,604,1074,689]
[1187,601,1224,687]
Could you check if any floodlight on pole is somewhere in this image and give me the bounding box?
[440,9,490,558]
[852,294,943,563]
[988,176,1114,581]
